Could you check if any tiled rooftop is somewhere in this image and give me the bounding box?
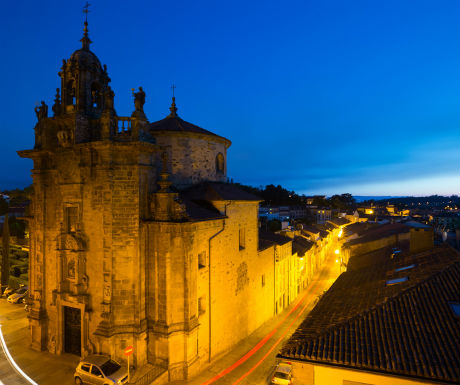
[279,245,460,383]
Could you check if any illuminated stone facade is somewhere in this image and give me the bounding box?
[18,22,309,382]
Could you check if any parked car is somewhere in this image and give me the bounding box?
[74,355,128,385]
[271,362,293,385]
[7,287,28,304]
[2,286,17,298]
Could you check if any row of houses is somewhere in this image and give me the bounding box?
[278,215,460,385]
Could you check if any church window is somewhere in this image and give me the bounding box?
[239,227,245,250]
[91,82,101,108]
[198,252,206,269]
[67,81,76,105]
[261,274,266,287]
[65,206,78,233]
[216,153,224,174]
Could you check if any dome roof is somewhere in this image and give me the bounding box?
[69,48,102,70]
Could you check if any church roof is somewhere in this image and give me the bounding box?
[180,198,225,221]
[279,245,460,384]
[182,182,262,202]
[69,48,101,69]
[149,98,231,146]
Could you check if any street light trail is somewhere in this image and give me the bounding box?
[230,290,314,385]
[0,325,38,385]
[200,277,322,385]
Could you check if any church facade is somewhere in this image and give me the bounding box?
[18,21,292,381]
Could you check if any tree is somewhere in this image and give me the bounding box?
[0,196,8,216]
[1,212,10,289]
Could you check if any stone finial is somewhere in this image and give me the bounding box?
[52,88,61,116]
[168,97,178,118]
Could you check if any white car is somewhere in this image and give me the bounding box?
[271,362,293,384]
[74,355,128,385]
[7,287,28,304]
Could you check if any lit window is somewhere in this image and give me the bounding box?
[386,277,408,285]
[394,264,415,272]
[261,274,265,287]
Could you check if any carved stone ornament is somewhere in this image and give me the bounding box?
[57,129,73,147]
[61,233,83,251]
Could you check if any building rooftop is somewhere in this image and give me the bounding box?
[292,236,314,256]
[259,230,292,246]
[182,182,262,202]
[344,223,410,246]
[279,245,460,384]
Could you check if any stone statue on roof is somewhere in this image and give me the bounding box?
[134,87,145,112]
[34,101,48,121]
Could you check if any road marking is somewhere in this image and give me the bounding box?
[0,324,39,385]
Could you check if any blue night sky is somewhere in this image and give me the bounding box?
[0,0,459,196]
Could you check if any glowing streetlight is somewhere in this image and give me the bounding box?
[335,249,340,255]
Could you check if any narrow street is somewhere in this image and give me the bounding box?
[172,252,340,385]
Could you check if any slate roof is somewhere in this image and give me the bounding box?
[343,222,379,238]
[182,182,261,202]
[259,230,292,246]
[258,238,274,252]
[293,236,314,256]
[150,115,230,144]
[279,245,460,384]
[180,198,225,221]
[301,226,320,235]
[344,223,410,246]
[327,218,350,227]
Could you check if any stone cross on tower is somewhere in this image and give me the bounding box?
[171,84,176,98]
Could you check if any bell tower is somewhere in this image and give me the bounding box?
[56,14,111,117]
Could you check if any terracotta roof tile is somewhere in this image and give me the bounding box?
[279,245,460,383]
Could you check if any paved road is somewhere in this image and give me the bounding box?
[0,302,35,385]
[172,253,340,385]
[0,300,78,385]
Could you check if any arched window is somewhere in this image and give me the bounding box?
[67,81,76,105]
[216,153,224,174]
[91,82,101,108]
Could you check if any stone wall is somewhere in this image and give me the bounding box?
[154,133,228,188]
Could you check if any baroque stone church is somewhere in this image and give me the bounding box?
[18,19,281,381]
